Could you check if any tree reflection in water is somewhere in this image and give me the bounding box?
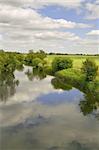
[0,71,19,102]
[25,67,46,81]
[51,78,72,91]
[0,66,99,118]
[79,93,99,119]
[51,77,99,118]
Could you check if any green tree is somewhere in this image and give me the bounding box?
[24,50,46,66]
[52,57,73,72]
[32,58,43,68]
[81,59,98,81]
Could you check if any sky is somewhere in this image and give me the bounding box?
[0,0,99,54]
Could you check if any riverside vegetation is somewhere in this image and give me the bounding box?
[0,50,99,150]
[0,50,99,115]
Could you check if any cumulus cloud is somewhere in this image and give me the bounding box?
[33,31,80,41]
[0,0,85,9]
[0,0,98,54]
[0,4,92,30]
[87,30,99,36]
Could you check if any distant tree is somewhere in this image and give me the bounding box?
[24,50,46,66]
[0,49,4,53]
[29,50,34,53]
[36,50,47,59]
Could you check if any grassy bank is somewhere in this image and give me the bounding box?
[46,55,99,80]
[55,68,99,99]
[46,54,99,100]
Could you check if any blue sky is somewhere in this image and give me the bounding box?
[0,0,99,54]
[38,5,97,38]
[39,3,99,29]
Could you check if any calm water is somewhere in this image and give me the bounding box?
[0,67,99,150]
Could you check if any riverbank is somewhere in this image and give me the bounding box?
[55,68,99,100]
[46,55,99,81]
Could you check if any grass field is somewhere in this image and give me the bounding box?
[46,55,99,80]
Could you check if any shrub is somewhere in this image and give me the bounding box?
[56,68,85,86]
[45,66,54,75]
[32,58,43,68]
[81,59,98,81]
[24,50,46,66]
[52,57,73,72]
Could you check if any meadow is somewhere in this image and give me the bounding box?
[46,55,99,80]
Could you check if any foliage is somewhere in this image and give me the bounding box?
[81,59,98,81]
[55,68,99,115]
[52,57,73,73]
[56,68,99,94]
[32,58,43,68]
[0,53,16,74]
[45,66,54,75]
[0,50,99,115]
[56,68,85,84]
[24,50,47,66]
[0,52,24,74]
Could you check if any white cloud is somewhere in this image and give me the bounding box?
[85,3,99,20]
[0,0,98,54]
[0,0,85,9]
[33,31,80,41]
[0,4,91,30]
[95,0,99,4]
[87,30,99,36]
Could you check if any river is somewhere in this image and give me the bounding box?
[0,67,99,150]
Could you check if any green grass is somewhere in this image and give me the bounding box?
[46,55,99,80]
[56,68,99,98]
[56,68,85,80]
[46,55,99,68]
[46,55,99,100]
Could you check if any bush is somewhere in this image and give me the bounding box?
[81,59,98,81]
[24,50,46,66]
[56,69,85,86]
[32,58,43,68]
[45,66,54,75]
[52,57,73,72]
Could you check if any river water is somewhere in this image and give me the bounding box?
[0,67,99,150]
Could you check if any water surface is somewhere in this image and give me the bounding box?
[0,67,99,150]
